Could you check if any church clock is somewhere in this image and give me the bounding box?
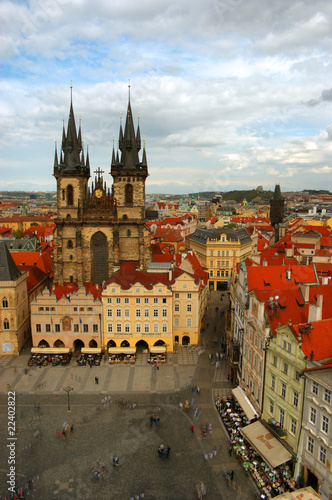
[94,189,103,199]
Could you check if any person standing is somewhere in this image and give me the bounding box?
[191,424,195,433]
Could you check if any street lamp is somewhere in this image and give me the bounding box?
[63,386,73,412]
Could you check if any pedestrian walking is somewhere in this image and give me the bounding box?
[230,470,234,480]
[95,376,99,384]
[191,424,195,433]
[227,373,230,380]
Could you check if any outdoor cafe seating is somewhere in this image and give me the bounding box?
[149,346,167,364]
[77,348,102,366]
[108,347,136,364]
[28,347,72,366]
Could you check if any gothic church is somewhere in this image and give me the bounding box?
[53,91,152,286]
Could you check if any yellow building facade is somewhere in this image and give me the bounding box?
[262,323,306,455]
[187,227,252,291]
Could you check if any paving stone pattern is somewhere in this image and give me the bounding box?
[0,292,259,500]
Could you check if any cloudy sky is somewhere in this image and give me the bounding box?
[1,0,332,195]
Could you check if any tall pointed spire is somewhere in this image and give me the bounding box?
[136,114,141,152]
[60,85,83,170]
[86,145,90,171]
[111,139,116,165]
[54,141,59,168]
[118,96,139,168]
[142,139,147,166]
[118,114,123,150]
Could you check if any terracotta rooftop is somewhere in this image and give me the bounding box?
[247,265,317,292]
[292,318,332,362]
[51,282,102,301]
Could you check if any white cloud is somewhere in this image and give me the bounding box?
[1,0,332,193]
[311,165,332,174]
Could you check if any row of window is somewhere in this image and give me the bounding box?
[307,436,328,465]
[107,308,168,318]
[38,306,94,313]
[309,407,330,434]
[270,375,299,406]
[106,305,192,317]
[35,323,98,333]
[210,260,231,267]
[269,401,297,434]
[271,358,301,381]
[312,380,331,403]
[107,323,168,334]
[1,295,26,308]
[209,270,229,277]
[242,371,261,403]
[106,297,169,304]
[268,399,330,437]
[209,250,236,257]
[246,330,264,351]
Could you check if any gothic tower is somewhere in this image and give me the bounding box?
[270,184,285,241]
[53,89,151,286]
[110,94,151,270]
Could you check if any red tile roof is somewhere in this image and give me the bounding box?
[19,265,49,292]
[152,228,183,242]
[320,236,332,248]
[255,287,310,334]
[106,261,173,289]
[293,319,332,362]
[161,217,184,226]
[11,251,53,277]
[247,265,317,292]
[51,282,102,301]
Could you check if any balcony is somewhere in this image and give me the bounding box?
[266,419,287,440]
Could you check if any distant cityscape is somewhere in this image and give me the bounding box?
[0,95,331,500]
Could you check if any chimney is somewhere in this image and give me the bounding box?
[263,259,268,266]
[286,269,291,280]
[300,283,310,303]
[285,243,294,259]
[308,295,322,323]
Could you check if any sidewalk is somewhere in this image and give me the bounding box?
[190,290,259,500]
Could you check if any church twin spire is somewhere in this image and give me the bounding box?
[54,85,147,176]
[53,88,89,175]
[111,96,147,170]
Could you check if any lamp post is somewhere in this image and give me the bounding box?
[63,386,73,412]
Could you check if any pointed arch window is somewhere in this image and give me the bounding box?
[2,298,8,308]
[3,319,9,330]
[67,240,73,249]
[125,184,133,204]
[67,185,74,205]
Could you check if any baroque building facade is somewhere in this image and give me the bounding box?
[53,92,151,286]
